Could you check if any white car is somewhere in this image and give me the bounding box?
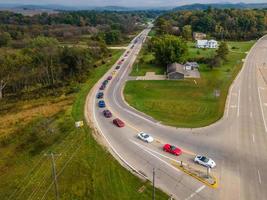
[137,132,154,143]
[194,155,216,168]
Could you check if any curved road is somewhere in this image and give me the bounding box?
[85,27,267,200]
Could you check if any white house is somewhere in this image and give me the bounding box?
[196,39,218,48]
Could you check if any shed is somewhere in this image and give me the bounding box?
[185,62,199,70]
[167,63,186,80]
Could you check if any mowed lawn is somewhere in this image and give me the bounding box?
[124,41,255,127]
[0,49,168,200]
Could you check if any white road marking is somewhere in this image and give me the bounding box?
[252,134,255,143]
[237,89,241,117]
[226,89,234,117]
[249,96,252,102]
[231,105,237,108]
[258,170,262,184]
[250,111,253,118]
[257,87,267,132]
[184,185,206,200]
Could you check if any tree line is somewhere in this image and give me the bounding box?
[0,10,158,47]
[154,8,267,40]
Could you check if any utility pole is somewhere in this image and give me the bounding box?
[152,168,155,200]
[45,153,60,200]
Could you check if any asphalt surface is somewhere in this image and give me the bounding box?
[86,27,267,200]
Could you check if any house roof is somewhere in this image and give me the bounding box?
[167,63,186,75]
[197,40,208,46]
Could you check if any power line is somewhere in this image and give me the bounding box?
[45,153,60,200]
[7,156,46,200]
[40,143,82,200]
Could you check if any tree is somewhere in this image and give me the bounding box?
[182,25,192,40]
[27,36,60,86]
[216,42,229,61]
[0,32,12,47]
[151,35,188,66]
[208,56,222,69]
[104,30,121,45]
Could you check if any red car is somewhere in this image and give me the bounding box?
[103,110,112,118]
[113,118,125,127]
[107,76,112,80]
[163,144,182,156]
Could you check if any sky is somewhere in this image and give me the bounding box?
[0,0,266,7]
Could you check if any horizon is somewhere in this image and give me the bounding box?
[0,0,267,8]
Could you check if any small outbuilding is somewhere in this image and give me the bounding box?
[193,32,207,40]
[167,62,201,80]
[167,63,186,80]
[184,62,199,70]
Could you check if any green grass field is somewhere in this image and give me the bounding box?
[0,49,168,200]
[124,41,255,127]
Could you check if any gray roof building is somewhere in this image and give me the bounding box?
[167,63,187,80]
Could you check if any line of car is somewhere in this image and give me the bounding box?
[96,35,216,169]
[97,52,128,128]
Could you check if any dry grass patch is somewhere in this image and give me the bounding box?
[0,96,74,137]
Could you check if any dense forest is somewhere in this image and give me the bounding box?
[154,8,267,40]
[0,10,153,101]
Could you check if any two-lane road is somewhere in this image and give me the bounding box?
[86,28,267,199]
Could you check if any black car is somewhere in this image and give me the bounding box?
[116,65,120,69]
[102,80,109,86]
[97,92,104,99]
[103,110,112,118]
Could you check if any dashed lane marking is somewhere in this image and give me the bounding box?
[258,170,262,184]
[184,185,206,200]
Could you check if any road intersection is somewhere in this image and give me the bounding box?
[85,27,267,199]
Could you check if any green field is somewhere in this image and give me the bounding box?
[0,50,167,200]
[124,41,255,127]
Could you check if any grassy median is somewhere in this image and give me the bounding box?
[124,41,254,128]
[0,49,167,200]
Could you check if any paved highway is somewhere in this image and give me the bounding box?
[85,27,267,200]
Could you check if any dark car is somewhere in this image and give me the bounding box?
[97,92,104,99]
[98,100,106,108]
[115,65,120,69]
[103,110,112,118]
[99,84,106,90]
[102,80,109,86]
[107,76,112,80]
[113,118,125,127]
[131,45,134,49]
[163,144,182,156]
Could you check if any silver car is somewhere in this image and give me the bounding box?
[137,132,154,143]
[194,155,216,168]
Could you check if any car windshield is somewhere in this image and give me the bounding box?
[200,156,209,163]
[143,134,149,138]
[170,145,176,150]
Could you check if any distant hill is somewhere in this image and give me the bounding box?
[0,4,171,11]
[173,3,267,11]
